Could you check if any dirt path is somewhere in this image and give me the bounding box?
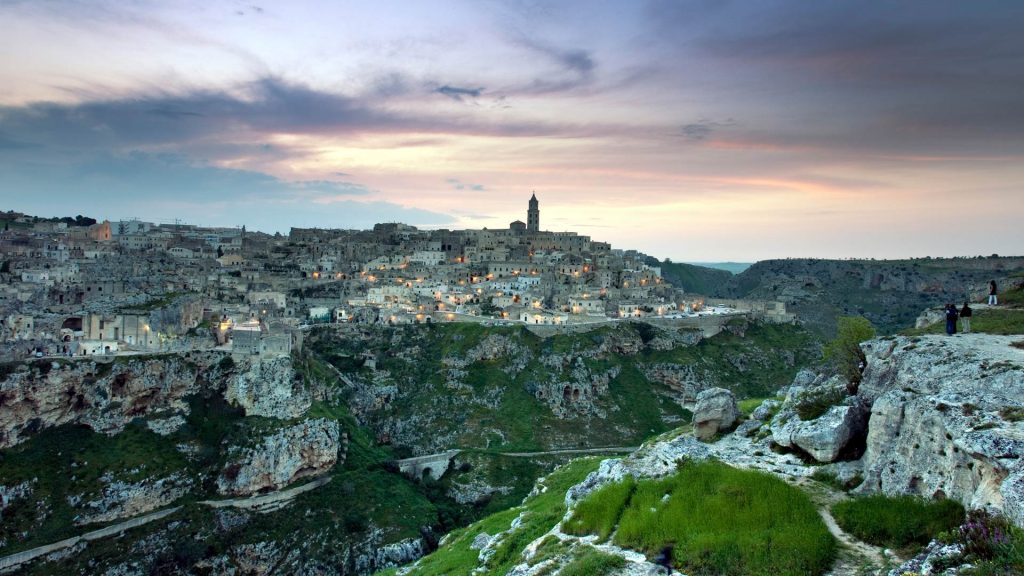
[793,477,893,576]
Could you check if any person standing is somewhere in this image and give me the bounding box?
[960,301,973,333]
[945,304,958,335]
[989,280,998,305]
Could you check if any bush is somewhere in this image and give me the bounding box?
[569,460,836,575]
[831,495,964,549]
[794,386,849,421]
[823,316,875,387]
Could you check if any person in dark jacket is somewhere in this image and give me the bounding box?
[945,304,958,335]
[960,301,973,333]
[989,280,998,305]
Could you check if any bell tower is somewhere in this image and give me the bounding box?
[527,192,539,233]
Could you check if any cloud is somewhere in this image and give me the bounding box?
[680,118,735,141]
[435,85,483,101]
[510,37,597,94]
[446,177,486,192]
[0,76,601,158]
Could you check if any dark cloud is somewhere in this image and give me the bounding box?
[436,85,484,101]
[0,77,598,156]
[640,1,1024,156]
[511,38,597,94]
[680,119,735,141]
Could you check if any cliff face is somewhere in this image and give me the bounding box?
[855,334,1024,525]
[217,418,345,496]
[0,356,203,448]
[225,356,311,419]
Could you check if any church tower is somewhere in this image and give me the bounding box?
[527,192,540,232]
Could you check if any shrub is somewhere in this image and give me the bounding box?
[954,510,1024,574]
[823,316,875,387]
[831,495,964,549]
[570,460,836,575]
[794,386,849,421]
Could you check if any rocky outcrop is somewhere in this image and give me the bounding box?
[641,363,716,405]
[854,334,1024,526]
[0,356,199,448]
[770,375,865,462]
[225,356,310,419]
[692,387,738,440]
[71,472,191,525]
[530,358,619,418]
[217,418,344,496]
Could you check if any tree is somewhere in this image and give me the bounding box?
[823,316,876,390]
[479,297,500,317]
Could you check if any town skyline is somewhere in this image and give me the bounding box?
[2,1,1023,261]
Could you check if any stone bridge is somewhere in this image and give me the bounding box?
[395,450,460,481]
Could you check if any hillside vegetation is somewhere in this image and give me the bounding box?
[649,258,733,295]
[309,320,816,455]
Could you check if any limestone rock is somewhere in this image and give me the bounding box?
[0,356,200,448]
[225,356,310,419]
[887,540,965,576]
[692,387,739,440]
[641,363,716,405]
[770,374,863,463]
[217,418,343,496]
[735,419,762,437]
[470,533,493,550]
[854,334,1024,526]
[72,472,191,525]
[750,399,781,422]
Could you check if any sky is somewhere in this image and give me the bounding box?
[1,0,1022,261]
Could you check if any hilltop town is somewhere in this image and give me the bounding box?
[0,195,791,362]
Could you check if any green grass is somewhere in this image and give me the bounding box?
[558,547,627,576]
[831,495,965,550]
[570,460,836,576]
[400,457,602,576]
[563,476,635,541]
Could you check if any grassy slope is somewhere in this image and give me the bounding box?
[390,457,603,576]
[395,460,837,576]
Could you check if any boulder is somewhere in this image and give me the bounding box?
[770,375,864,463]
[692,387,739,440]
[750,399,782,422]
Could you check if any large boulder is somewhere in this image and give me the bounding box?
[853,334,1024,526]
[692,387,739,440]
[770,374,865,462]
